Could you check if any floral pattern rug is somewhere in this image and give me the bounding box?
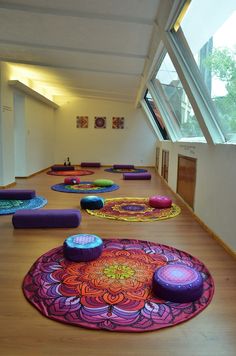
[86,197,181,222]
[23,238,214,332]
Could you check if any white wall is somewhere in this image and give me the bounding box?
[24,96,55,176]
[158,141,236,252]
[0,62,15,186]
[54,98,157,166]
[0,61,56,184]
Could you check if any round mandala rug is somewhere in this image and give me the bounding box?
[51,182,120,194]
[23,238,214,332]
[86,197,181,221]
[0,196,47,215]
[104,168,148,173]
[47,170,94,176]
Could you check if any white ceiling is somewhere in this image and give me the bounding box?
[0,0,161,104]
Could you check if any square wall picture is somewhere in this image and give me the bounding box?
[76,116,88,128]
[112,117,124,129]
[94,116,106,129]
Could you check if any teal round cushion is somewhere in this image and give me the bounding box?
[93,179,114,187]
[80,196,104,210]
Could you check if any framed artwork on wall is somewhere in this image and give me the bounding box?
[76,116,88,128]
[112,117,124,129]
[94,116,106,129]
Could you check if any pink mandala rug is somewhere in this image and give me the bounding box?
[22,239,214,332]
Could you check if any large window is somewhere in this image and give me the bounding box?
[153,52,204,139]
[181,0,236,142]
[144,90,169,139]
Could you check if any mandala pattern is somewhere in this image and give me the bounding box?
[51,182,120,194]
[47,170,94,176]
[104,168,147,173]
[86,197,181,221]
[0,196,47,215]
[23,238,214,332]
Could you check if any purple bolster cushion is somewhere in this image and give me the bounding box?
[81,162,101,167]
[0,189,36,200]
[51,165,75,171]
[113,164,134,169]
[123,173,151,180]
[12,209,82,228]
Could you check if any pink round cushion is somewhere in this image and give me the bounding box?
[149,195,172,209]
[64,177,80,185]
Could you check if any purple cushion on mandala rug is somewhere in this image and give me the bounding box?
[51,165,75,171]
[113,164,134,169]
[63,234,103,262]
[12,209,82,228]
[123,173,151,180]
[152,264,203,303]
[0,189,36,200]
[81,162,101,167]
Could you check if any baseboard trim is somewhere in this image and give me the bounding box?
[0,181,16,189]
[15,166,51,179]
[159,174,236,260]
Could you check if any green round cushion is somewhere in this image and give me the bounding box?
[93,179,114,187]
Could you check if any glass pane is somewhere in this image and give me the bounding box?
[154,53,204,139]
[181,0,236,142]
[144,90,168,139]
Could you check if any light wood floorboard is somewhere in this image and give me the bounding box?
[0,167,235,356]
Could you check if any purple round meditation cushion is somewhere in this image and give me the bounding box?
[64,177,80,185]
[152,264,203,303]
[149,195,172,209]
[63,234,103,262]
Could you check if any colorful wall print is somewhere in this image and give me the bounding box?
[112,117,124,129]
[76,116,89,128]
[94,116,106,129]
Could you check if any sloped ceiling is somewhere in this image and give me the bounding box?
[0,0,161,103]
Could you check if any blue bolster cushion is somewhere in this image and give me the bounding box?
[12,209,82,228]
[0,189,36,200]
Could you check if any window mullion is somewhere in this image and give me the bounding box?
[147,81,181,142]
[140,99,164,141]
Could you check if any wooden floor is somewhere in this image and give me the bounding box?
[0,167,235,356]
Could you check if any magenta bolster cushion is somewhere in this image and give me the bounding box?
[123,173,151,180]
[80,162,101,167]
[12,209,82,228]
[51,165,75,171]
[113,164,134,169]
[0,189,36,200]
